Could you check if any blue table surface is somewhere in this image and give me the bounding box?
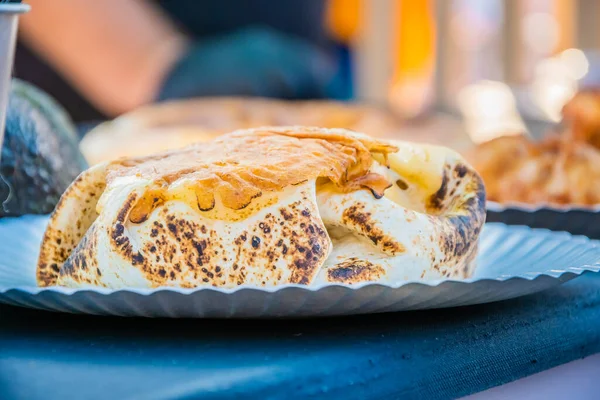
[1,274,600,400]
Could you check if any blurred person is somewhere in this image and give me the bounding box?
[13,0,342,123]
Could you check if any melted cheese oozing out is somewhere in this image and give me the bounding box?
[368,162,426,213]
[104,127,399,218]
[316,160,426,213]
[372,140,449,199]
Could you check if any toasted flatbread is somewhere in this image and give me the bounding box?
[39,127,485,288]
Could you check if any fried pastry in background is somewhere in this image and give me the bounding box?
[467,87,600,206]
[39,127,485,289]
[561,89,600,149]
[79,97,402,165]
[467,134,600,206]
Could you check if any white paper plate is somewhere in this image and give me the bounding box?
[0,215,599,318]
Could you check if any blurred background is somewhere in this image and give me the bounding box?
[11,0,600,145]
[331,0,599,144]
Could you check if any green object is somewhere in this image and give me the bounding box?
[0,78,87,216]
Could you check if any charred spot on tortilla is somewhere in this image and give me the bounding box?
[326,258,386,284]
[341,203,406,255]
[427,166,450,212]
[396,179,409,190]
[454,163,468,179]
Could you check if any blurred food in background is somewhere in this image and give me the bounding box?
[466,89,600,207]
[429,0,600,208]
[80,97,403,165]
[561,88,600,147]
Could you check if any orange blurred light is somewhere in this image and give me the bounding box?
[326,0,361,44]
[553,0,575,53]
[389,0,436,117]
[394,0,435,75]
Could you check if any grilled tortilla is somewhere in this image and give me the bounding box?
[37,127,485,288]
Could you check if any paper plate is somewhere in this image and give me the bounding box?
[486,201,600,239]
[0,215,599,318]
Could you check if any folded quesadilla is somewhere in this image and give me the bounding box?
[37,127,485,288]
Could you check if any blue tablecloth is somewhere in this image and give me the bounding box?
[1,274,600,400]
